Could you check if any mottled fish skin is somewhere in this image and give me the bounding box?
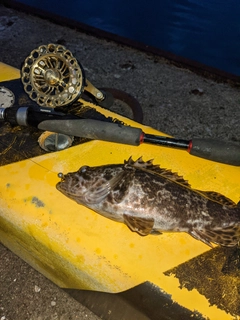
[56,157,240,247]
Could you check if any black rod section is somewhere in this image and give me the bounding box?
[143,134,190,150]
[3,106,79,127]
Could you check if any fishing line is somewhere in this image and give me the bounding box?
[0,139,58,176]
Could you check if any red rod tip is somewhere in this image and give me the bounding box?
[187,140,193,153]
[140,132,145,144]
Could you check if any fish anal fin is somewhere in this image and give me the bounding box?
[190,226,240,247]
[190,229,214,248]
[151,230,163,235]
[123,214,154,236]
[197,191,237,208]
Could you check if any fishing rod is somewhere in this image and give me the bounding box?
[1,43,239,166]
[1,104,240,166]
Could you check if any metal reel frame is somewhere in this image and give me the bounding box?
[21,44,84,108]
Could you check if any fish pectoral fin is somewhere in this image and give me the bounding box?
[84,185,110,204]
[190,226,240,247]
[84,171,126,204]
[123,214,154,236]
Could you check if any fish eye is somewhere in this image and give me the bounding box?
[79,165,89,174]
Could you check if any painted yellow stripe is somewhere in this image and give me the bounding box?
[0,63,239,320]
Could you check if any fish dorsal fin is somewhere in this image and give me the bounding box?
[196,191,237,208]
[125,156,191,187]
[190,225,240,247]
[123,214,154,236]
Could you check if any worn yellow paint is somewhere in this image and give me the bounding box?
[0,62,20,80]
[0,63,240,319]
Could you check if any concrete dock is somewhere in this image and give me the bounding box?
[0,3,240,319]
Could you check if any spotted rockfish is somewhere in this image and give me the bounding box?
[56,157,240,247]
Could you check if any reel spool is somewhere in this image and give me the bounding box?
[21,43,106,108]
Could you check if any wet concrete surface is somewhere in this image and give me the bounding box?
[0,3,240,320]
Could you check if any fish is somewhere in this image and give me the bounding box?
[56,157,240,247]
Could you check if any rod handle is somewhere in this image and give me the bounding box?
[189,138,240,166]
[38,119,143,146]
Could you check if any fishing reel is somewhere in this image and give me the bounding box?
[0,43,143,152]
[20,43,115,151]
[21,43,110,109]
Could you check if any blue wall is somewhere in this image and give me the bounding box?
[16,0,240,76]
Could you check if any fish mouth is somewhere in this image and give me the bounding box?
[56,181,73,197]
[56,173,66,192]
[56,180,78,197]
[56,172,68,192]
[56,181,63,190]
[56,180,84,205]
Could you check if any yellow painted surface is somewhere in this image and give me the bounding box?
[0,62,20,80]
[0,63,240,319]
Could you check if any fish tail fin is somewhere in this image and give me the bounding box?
[190,225,240,247]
